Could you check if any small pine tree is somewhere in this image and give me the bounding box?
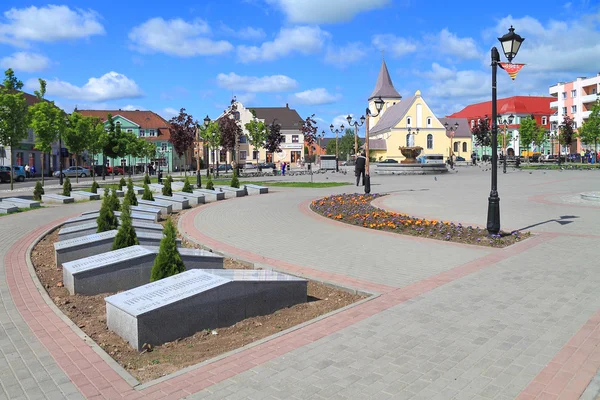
[142,183,154,201]
[182,178,193,193]
[62,177,71,196]
[125,178,138,206]
[150,218,185,282]
[119,176,126,189]
[108,188,121,211]
[167,175,174,183]
[90,180,99,194]
[144,174,151,185]
[230,169,239,188]
[112,202,139,250]
[97,190,118,232]
[162,178,173,196]
[206,174,214,190]
[33,181,44,201]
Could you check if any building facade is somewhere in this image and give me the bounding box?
[549,74,600,153]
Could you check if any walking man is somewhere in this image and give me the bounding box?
[355,152,366,186]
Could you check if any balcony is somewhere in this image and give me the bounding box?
[550,100,559,108]
[581,93,599,104]
[550,115,560,122]
[582,111,592,119]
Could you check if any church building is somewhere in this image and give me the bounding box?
[367,60,472,162]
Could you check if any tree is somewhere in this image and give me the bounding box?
[245,111,267,163]
[230,169,239,188]
[88,117,106,180]
[33,181,44,201]
[62,176,71,196]
[63,112,91,183]
[182,177,193,193]
[340,128,362,160]
[169,108,196,176]
[29,79,66,185]
[124,178,138,206]
[265,120,284,154]
[559,115,576,155]
[0,69,30,191]
[519,117,537,161]
[578,99,600,154]
[300,114,318,155]
[206,174,214,190]
[102,114,128,179]
[142,183,154,201]
[119,176,126,188]
[144,173,151,185]
[91,180,99,194]
[471,118,491,149]
[150,218,185,282]
[97,189,118,232]
[112,202,139,250]
[199,121,221,177]
[326,140,336,155]
[108,188,121,212]
[219,109,242,166]
[162,178,172,196]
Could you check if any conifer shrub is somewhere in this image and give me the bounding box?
[142,183,154,201]
[90,180,99,194]
[167,175,173,183]
[206,174,214,190]
[119,176,126,189]
[97,189,118,232]
[125,178,138,206]
[33,181,44,201]
[162,178,172,196]
[144,174,151,185]
[230,169,239,188]
[150,218,185,282]
[182,178,193,193]
[112,202,139,250]
[108,188,121,211]
[62,177,71,196]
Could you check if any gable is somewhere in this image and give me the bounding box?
[396,97,445,130]
[111,115,140,128]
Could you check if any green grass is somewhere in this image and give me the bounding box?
[0,207,38,218]
[520,163,600,170]
[207,180,351,188]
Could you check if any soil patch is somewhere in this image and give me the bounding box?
[32,228,365,383]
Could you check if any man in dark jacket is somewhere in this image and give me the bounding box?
[355,152,366,186]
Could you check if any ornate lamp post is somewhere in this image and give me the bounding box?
[203,115,212,177]
[346,114,366,156]
[330,123,344,172]
[317,130,325,164]
[487,26,525,235]
[497,114,514,173]
[364,96,385,194]
[444,122,459,168]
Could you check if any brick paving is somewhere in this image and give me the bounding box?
[0,167,599,399]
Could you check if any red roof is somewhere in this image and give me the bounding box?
[77,110,170,130]
[447,96,554,119]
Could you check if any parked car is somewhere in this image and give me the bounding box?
[104,166,124,175]
[379,159,398,163]
[0,166,26,182]
[53,166,90,178]
[217,164,233,172]
[0,169,10,183]
[455,156,466,162]
[257,162,276,171]
[243,162,258,170]
[541,155,565,163]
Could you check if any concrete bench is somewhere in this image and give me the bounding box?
[99,189,124,198]
[172,191,205,206]
[138,199,172,215]
[62,245,224,295]
[193,189,225,202]
[244,184,269,195]
[62,211,156,229]
[121,185,145,195]
[148,184,164,193]
[71,191,101,201]
[55,230,181,267]
[0,203,18,214]
[1,197,41,208]
[42,194,74,204]
[130,205,162,220]
[58,220,164,241]
[153,195,190,210]
[106,269,306,350]
[215,186,246,198]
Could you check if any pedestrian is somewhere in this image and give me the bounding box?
[281,161,286,176]
[355,152,366,186]
[30,165,36,177]
[24,164,30,178]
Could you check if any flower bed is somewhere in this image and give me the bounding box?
[310,194,530,248]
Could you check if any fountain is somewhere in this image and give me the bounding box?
[375,145,448,175]
[399,146,423,164]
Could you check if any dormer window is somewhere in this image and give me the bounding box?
[426,117,432,127]
[407,117,412,127]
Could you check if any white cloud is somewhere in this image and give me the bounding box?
[26,72,143,102]
[161,108,179,119]
[291,88,342,105]
[220,24,265,40]
[325,42,367,65]
[331,114,350,130]
[216,72,298,92]
[0,5,104,46]
[237,26,329,63]
[129,18,233,57]
[372,34,417,57]
[266,0,390,23]
[235,93,257,105]
[0,52,50,72]
[122,105,145,111]
[433,29,480,59]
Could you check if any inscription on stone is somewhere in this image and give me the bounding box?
[54,230,116,250]
[64,246,153,273]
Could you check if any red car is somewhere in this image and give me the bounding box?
[106,166,124,175]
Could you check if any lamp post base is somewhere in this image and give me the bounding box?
[196,171,201,188]
[364,174,371,194]
[486,193,500,235]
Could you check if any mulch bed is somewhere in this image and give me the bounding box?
[311,193,530,248]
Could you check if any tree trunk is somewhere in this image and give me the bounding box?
[9,145,14,191]
[102,153,106,181]
[111,158,114,180]
[75,154,79,183]
[40,152,45,187]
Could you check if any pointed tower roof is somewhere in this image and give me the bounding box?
[369,59,402,100]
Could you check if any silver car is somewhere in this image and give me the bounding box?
[53,166,90,178]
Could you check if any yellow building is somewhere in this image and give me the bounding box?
[367,60,472,162]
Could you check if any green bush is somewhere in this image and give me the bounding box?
[33,181,44,201]
[167,175,174,183]
[90,180,99,194]
[62,177,71,197]
[142,183,154,201]
[206,174,214,190]
[124,178,138,206]
[112,202,139,250]
[230,169,239,188]
[108,188,121,211]
[97,189,118,232]
[144,174,151,185]
[182,178,193,193]
[119,176,126,188]
[150,218,185,282]
[162,179,172,196]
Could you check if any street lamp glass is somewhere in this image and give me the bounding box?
[360,115,366,124]
[374,97,384,112]
[346,115,352,125]
[498,26,524,63]
[497,116,503,125]
[444,122,449,129]
[203,115,210,127]
[454,122,459,130]
[340,124,344,131]
[330,124,334,130]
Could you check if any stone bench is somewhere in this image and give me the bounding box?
[215,186,246,198]
[244,184,268,195]
[1,197,41,208]
[106,269,306,350]
[99,189,124,198]
[58,220,164,241]
[148,184,164,193]
[42,194,74,204]
[172,191,205,206]
[121,185,144,195]
[71,191,101,201]
[193,189,225,202]
[63,211,156,228]
[62,245,224,295]
[130,205,161,220]
[137,199,172,215]
[55,230,181,267]
[153,195,190,210]
[0,203,18,214]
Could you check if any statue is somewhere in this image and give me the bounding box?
[408,134,415,147]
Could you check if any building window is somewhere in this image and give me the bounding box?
[220,149,227,163]
[126,129,133,133]
[139,130,145,137]
[160,142,167,152]
[253,150,259,160]
[406,117,411,127]
[562,107,567,115]
[542,116,547,125]
[406,134,411,147]
[149,129,155,136]
[426,134,433,149]
[462,142,467,153]
[471,120,475,128]
[571,90,577,98]
[239,150,247,160]
[233,112,240,121]
[292,135,299,143]
[426,117,432,127]
[562,92,567,99]
[573,121,577,129]
[453,142,459,152]
[571,105,577,113]
[239,135,247,144]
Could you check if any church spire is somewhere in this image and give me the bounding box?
[369,58,401,101]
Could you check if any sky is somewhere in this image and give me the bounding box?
[1,0,599,137]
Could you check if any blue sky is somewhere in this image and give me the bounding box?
[1,0,599,137]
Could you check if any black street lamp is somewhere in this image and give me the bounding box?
[364,96,385,194]
[444,122,459,169]
[346,114,366,156]
[58,133,63,186]
[487,26,525,235]
[497,114,514,173]
[330,123,344,172]
[203,115,212,178]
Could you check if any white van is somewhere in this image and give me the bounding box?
[418,154,444,164]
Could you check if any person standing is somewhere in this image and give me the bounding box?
[355,152,366,186]
[281,161,286,176]
[24,164,30,178]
